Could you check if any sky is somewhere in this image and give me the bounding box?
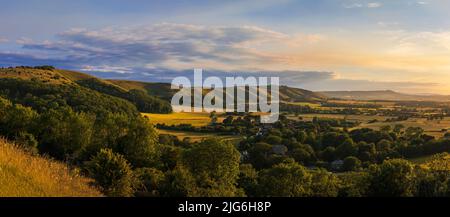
[0,0,450,94]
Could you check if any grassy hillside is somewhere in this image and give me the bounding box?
[108,79,327,103]
[0,138,101,197]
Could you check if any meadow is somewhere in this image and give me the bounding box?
[157,129,242,143]
[0,138,101,197]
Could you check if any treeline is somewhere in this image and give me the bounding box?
[321,102,382,109]
[281,103,361,115]
[1,65,56,70]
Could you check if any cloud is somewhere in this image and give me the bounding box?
[0,22,449,94]
[79,68,335,86]
[367,2,382,8]
[0,23,327,78]
[15,23,310,70]
[382,30,450,55]
[344,2,382,9]
[417,1,429,5]
[0,38,8,43]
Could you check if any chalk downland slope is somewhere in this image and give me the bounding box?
[0,138,102,197]
[108,79,328,103]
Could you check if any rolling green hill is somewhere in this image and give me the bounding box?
[108,79,327,103]
[0,67,172,113]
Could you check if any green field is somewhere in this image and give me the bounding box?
[409,154,439,164]
[157,129,241,143]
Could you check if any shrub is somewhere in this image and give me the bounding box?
[85,149,135,197]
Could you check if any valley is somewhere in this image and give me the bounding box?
[0,66,449,197]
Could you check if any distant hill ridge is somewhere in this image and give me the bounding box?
[107,80,328,103]
[2,66,449,103]
[320,90,450,102]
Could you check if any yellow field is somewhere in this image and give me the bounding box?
[0,138,102,197]
[143,112,225,127]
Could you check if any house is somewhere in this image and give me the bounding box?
[331,160,344,171]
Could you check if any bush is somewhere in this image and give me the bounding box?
[181,138,241,196]
[257,162,312,197]
[134,167,165,197]
[343,156,362,171]
[15,132,39,154]
[367,159,415,197]
[85,149,135,197]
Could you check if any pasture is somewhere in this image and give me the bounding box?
[157,129,242,143]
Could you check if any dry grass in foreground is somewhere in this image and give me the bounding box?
[0,138,102,197]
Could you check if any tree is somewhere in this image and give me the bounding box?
[161,165,197,197]
[358,142,376,162]
[310,169,340,197]
[367,159,416,197]
[222,116,234,125]
[415,168,450,197]
[295,130,307,144]
[342,156,362,171]
[393,124,405,135]
[292,144,316,165]
[119,117,160,168]
[209,111,218,125]
[321,146,336,162]
[85,149,135,197]
[134,167,165,197]
[376,139,392,153]
[237,164,258,197]
[338,172,370,197]
[257,162,312,197]
[0,98,38,138]
[15,132,39,154]
[265,135,282,146]
[336,138,357,159]
[181,138,241,196]
[247,142,273,169]
[38,107,95,160]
